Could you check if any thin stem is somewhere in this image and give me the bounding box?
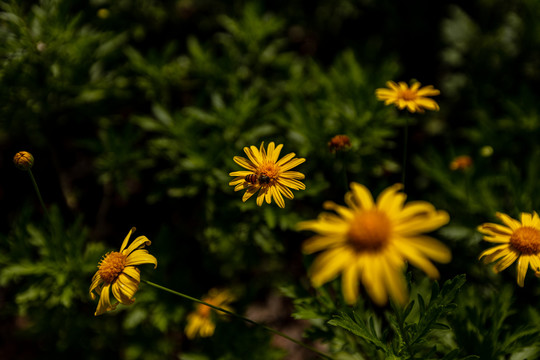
[401,117,409,190]
[28,169,48,217]
[142,280,332,360]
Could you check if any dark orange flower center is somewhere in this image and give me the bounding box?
[510,226,540,254]
[399,89,417,101]
[347,210,391,252]
[98,251,127,283]
[258,162,279,181]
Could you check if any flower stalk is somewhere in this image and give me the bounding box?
[28,168,49,217]
[141,280,332,359]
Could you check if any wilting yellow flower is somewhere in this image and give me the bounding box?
[478,212,540,286]
[90,228,157,316]
[449,155,473,171]
[328,135,352,153]
[13,151,34,171]
[298,183,451,306]
[185,288,235,339]
[375,81,440,113]
[229,141,306,208]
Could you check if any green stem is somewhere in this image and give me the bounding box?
[28,169,48,217]
[401,117,409,190]
[142,280,332,360]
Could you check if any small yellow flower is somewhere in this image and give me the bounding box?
[328,135,352,153]
[229,141,306,208]
[185,288,235,339]
[298,183,451,306]
[375,81,440,113]
[13,151,34,171]
[449,155,473,171]
[90,228,157,316]
[478,212,540,287]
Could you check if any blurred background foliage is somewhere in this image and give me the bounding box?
[2,0,540,359]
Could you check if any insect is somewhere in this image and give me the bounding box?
[245,174,271,185]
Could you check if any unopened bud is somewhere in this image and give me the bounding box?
[13,151,34,171]
[97,8,110,19]
[328,135,351,153]
[449,155,473,171]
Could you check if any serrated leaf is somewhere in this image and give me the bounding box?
[328,312,387,351]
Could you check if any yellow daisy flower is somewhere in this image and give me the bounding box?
[229,141,306,208]
[478,212,540,287]
[185,288,235,339]
[90,227,157,316]
[375,81,440,113]
[298,183,451,306]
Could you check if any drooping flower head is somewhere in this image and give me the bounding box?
[13,151,34,171]
[375,81,440,113]
[90,227,157,316]
[229,141,306,208]
[478,212,540,286]
[185,288,235,339]
[298,183,451,306]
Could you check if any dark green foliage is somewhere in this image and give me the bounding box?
[2,0,540,359]
[327,275,469,359]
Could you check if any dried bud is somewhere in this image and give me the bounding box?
[13,151,34,171]
[328,135,351,153]
[449,155,473,171]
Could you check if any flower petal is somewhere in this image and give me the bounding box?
[279,158,306,172]
[348,183,374,210]
[95,283,114,316]
[517,254,530,287]
[120,227,135,253]
[123,235,152,256]
[271,186,285,208]
[302,235,346,254]
[309,247,354,287]
[125,249,158,268]
[342,262,359,304]
[233,156,256,171]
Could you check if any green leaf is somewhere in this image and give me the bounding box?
[328,312,387,352]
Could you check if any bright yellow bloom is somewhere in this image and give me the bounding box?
[478,212,540,287]
[90,228,157,316]
[185,288,235,339]
[298,183,451,306]
[375,81,440,113]
[229,141,306,208]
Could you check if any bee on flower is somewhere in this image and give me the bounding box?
[185,288,235,339]
[89,228,157,316]
[376,81,440,113]
[229,141,306,208]
[298,183,451,306]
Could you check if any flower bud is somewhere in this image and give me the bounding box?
[449,155,473,171]
[13,151,34,171]
[328,135,351,153]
